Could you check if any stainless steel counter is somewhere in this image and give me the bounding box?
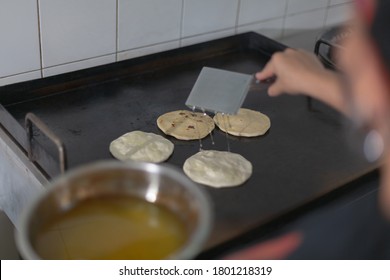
[0,128,47,259]
[0,128,47,222]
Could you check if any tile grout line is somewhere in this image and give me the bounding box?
[115,0,119,62]
[179,27,235,41]
[237,15,288,30]
[179,0,185,47]
[43,53,117,70]
[36,0,44,78]
[234,0,241,35]
[282,5,336,39]
[281,0,290,39]
[118,39,181,57]
[118,24,238,57]
[285,5,331,17]
[324,0,333,28]
[0,70,42,81]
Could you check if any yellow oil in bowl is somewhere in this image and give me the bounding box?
[32,195,187,259]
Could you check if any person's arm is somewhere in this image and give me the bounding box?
[256,49,349,116]
[224,232,302,260]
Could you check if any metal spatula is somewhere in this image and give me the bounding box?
[185,67,272,115]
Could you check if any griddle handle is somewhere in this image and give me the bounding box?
[25,112,67,174]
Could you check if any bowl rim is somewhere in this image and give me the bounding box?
[15,160,213,260]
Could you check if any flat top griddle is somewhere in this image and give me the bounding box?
[0,33,377,253]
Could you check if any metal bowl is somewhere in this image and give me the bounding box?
[16,160,212,259]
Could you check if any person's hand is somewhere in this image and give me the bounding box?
[256,49,328,97]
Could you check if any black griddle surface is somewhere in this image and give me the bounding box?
[0,33,377,251]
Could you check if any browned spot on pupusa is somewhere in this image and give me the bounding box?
[157,110,215,140]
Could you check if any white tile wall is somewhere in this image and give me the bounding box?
[181,29,235,47]
[118,41,180,61]
[0,0,354,86]
[237,18,284,40]
[0,0,41,78]
[287,0,328,15]
[182,0,238,37]
[43,54,116,77]
[0,71,41,87]
[118,0,182,51]
[39,0,116,68]
[284,9,327,36]
[238,0,287,26]
[325,3,353,27]
[330,0,352,5]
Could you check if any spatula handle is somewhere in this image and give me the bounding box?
[249,76,276,92]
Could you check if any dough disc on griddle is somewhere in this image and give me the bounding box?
[110,131,174,163]
[183,150,252,188]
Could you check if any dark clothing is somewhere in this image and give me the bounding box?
[288,187,390,259]
[372,0,390,70]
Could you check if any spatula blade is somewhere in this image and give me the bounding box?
[185,67,253,115]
